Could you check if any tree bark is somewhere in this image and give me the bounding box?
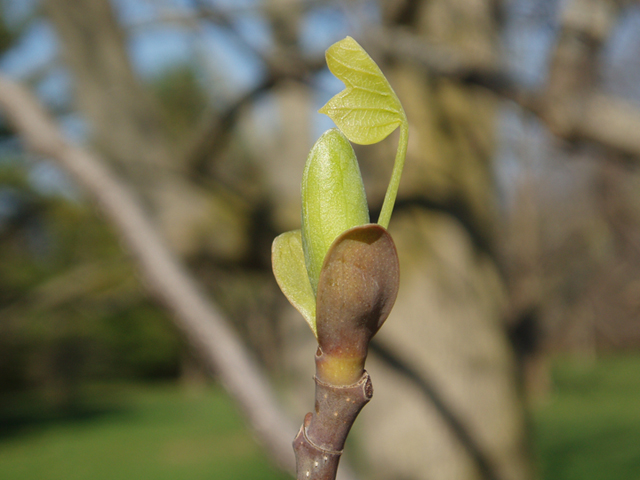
[42,0,172,177]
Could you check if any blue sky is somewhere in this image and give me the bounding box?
[0,0,354,195]
[2,0,640,203]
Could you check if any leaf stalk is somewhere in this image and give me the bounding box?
[378,119,409,229]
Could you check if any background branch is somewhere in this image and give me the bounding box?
[370,340,501,480]
[374,27,640,159]
[0,74,299,475]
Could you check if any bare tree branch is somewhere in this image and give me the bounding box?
[578,93,640,156]
[0,74,299,475]
[42,0,174,180]
[373,27,640,159]
[182,74,278,177]
[129,7,325,176]
[131,5,640,165]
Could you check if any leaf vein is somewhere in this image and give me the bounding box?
[331,105,400,114]
[351,85,391,96]
[328,55,382,79]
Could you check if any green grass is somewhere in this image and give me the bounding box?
[0,383,290,480]
[1,355,639,480]
[532,354,640,480]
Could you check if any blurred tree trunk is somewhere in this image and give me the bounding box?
[43,0,248,261]
[351,1,533,479]
[43,0,171,179]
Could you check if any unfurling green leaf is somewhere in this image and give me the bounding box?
[319,36,409,229]
[271,230,317,335]
[319,36,406,145]
[301,129,369,294]
[272,37,408,340]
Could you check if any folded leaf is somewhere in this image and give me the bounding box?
[272,230,317,336]
[319,36,405,145]
[301,129,369,294]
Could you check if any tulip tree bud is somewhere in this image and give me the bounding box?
[301,128,369,294]
[315,224,399,385]
[274,37,408,480]
[272,36,407,346]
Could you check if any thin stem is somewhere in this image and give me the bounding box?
[293,357,373,480]
[377,119,409,229]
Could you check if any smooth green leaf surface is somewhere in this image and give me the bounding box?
[302,129,369,294]
[271,230,317,336]
[319,36,405,145]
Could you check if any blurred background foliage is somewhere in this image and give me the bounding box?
[0,0,640,479]
[0,161,182,395]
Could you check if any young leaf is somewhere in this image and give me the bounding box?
[272,230,317,336]
[319,36,406,145]
[301,129,369,294]
[320,36,409,229]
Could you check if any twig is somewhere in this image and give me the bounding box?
[293,371,372,480]
[183,74,278,176]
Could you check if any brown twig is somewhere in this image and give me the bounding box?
[293,371,372,480]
